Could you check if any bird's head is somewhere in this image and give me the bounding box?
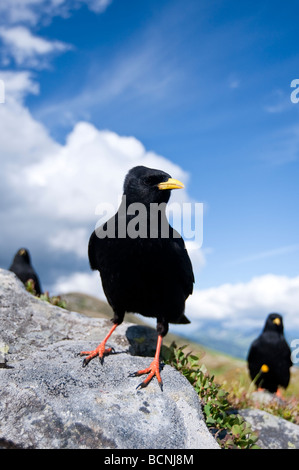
[263,313,284,333]
[123,166,184,206]
[14,248,31,264]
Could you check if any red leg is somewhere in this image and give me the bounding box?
[80,323,118,366]
[275,388,283,399]
[130,335,164,391]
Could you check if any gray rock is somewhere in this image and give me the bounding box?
[239,409,299,449]
[250,390,284,406]
[0,269,219,449]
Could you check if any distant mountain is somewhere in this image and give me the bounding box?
[185,324,259,360]
[61,292,149,326]
[183,320,299,361]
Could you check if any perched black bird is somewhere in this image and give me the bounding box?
[247,313,292,396]
[9,248,42,295]
[80,165,194,389]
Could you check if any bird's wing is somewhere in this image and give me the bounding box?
[89,222,195,299]
[88,229,106,270]
[247,340,262,378]
[168,233,195,298]
[280,339,293,367]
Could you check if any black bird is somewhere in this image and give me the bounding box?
[9,248,42,295]
[247,313,292,396]
[80,165,194,389]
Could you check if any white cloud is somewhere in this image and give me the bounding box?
[15,121,191,223]
[0,79,199,282]
[86,0,112,13]
[0,70,39,101]
[0,71,58,164]
[186,274,299,332]
[52,270,104,297]
[0,26,72,66]
[0,0,112,26]
[49,228,89,258]
[0,0,41,25]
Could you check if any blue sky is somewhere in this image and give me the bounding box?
[29,0,299,286]
[1,0,299,347]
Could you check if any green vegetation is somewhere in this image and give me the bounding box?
[163,342,260,449]
[25,279,67,309]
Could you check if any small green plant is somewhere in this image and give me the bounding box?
[163,342,259,449]
[25,279,38,296]
[228,380,299,425]
[25,280,66,309]
[39,291,67,309]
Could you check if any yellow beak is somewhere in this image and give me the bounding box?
[273,317,281,326]
[261,364,269,373]
[158,177,184,190]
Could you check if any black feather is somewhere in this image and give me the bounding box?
[9,248,42,295]
[247,313,292,393]
[88,165,194,337]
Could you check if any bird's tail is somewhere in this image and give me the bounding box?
[177,314,191,324]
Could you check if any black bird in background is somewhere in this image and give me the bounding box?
[80,166,194,390]
[9,248,42,296]
[247,313,292,397]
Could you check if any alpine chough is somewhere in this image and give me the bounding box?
[247,313,292,396]
[9,248,42,295]
[80,165,194,390]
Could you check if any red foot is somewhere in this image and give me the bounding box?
[79,323,118,366]
[80,344,114,366]
[130,358,163,390]
[129,335,163,391]
[276,389,283,399]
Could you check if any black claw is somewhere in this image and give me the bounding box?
[99,356,104,365]
[136,381,147,390]
[82,358,90,368]
[128,371,138,377]
[135,378,163,391]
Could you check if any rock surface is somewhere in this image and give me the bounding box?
[239,409,299,449]
[0,269,219,450]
